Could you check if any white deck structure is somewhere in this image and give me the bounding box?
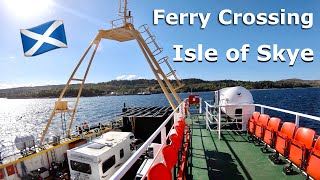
[67,131,134,180]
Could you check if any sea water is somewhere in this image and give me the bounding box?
[0,88,319,146]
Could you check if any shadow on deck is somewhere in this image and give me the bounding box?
[205,150,245,180]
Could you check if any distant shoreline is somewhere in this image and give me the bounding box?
[1,78,318,99]
[250,86,320,91]
[2,86,319,100]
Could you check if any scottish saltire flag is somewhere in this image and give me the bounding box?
[20,20,67,57]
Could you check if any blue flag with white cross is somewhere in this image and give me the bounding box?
[20,20,67,57]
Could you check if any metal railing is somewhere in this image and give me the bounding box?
[0,116,121,165]
[110,100,186,179]
[204,101,252,139]
[110,16,133,29]
[205,101,320,140]
[254,104,320,128]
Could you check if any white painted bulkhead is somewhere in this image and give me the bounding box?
[3,144,69,180]
[67,131,134,180]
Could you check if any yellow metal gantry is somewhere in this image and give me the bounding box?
[40,0,184,145]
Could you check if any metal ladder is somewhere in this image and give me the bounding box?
[138,24,184,91]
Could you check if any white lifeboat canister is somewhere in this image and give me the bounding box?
[218,86,255,130]
[14,135,35,150]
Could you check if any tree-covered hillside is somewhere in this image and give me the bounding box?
[0,78,318,98]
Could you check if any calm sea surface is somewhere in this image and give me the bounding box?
[0,88,319,145]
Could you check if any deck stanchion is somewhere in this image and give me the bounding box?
[205,103,209,130]
[295,115,300,128]
[218,106,221,140]
[261,107,264,114]
[199,98,202,114]
[161,127,166,145]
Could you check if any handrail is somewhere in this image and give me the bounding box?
[110,100,184,179]
[253,104,320,122]
[110,16,133,29]
[204,100,320,137]
[138,113,181,180]
[205,101,320,122]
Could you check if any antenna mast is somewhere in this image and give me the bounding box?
[118,0,130,26]
[123,0,127,25]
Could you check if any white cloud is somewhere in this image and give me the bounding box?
[0,56,16,61]
[96,43,104,53]
[0,80,61,89]
[0,83,33,89]
[0,84,13,89]
[52,2,105,26]
[116,75,126,80]
[9,56,15,62]
[167,75,175,80]
[116,74,144,80]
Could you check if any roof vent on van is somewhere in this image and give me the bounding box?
[105,137,114,141]
[105,143,113,147]
[88,143,106,149]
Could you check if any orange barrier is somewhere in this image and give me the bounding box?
[169,130,182,151]
[273,122,296,159]
[148,163,172,180]
[162,145,178,171]
[254,114,270,144]
[306,137,320,180]
[247,112,260,141]
[246,111,320,178]
[262,117,281,148]
[148,116,191,180]
[283,127,316,174]
[178,129,190,180]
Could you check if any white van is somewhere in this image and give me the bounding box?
[67,131,134,180]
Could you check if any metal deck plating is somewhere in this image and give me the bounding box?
[188,115,302,180]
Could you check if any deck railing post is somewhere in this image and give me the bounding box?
[295,115,300,128]
[205,102,209,130]
[261,107,264,114]
[218,106,221,140]
[199,98,202,114]
[161,127,166,145]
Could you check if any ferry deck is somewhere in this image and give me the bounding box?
[110,95,320,180]
[187,114,303,180]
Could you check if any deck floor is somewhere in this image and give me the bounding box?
[187,115,305,180]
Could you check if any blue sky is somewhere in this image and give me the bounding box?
[1,0,320,89]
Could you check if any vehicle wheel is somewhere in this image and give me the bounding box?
[274,158,281,164]
[268,154,274,161]
[260,147,268,153]
[254,139,260,146]
[283,166,293,175]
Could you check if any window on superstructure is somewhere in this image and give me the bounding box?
[102,155,115,173]
[120,149,124,159]
[70,160,92,174]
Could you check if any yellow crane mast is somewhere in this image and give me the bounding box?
[40,0,184,145]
